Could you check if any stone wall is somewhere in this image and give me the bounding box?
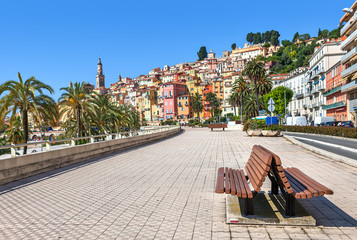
[0,127,180,185]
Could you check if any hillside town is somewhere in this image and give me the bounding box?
[88,20,356,127]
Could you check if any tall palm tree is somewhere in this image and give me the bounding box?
[233,76,250,119]
[206,92,220,118]
[191,93,203,120]
[243,92,264,120]
[58,82,92,138]
[4,116,25,145]
[257,76,273,96]
[228,92,239,116]
[89,93,119,134]
[243,59,266,111]
[0,72,56,154]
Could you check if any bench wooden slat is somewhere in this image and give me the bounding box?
[215,167,225,193]
[238,170,253,198]
[288,167,333,195]
[246,161,265,184]
[253,145,273,165]
[285,168,320,197]
[229,168,237,196]
[225,167,230,194]
[284,170,314,199]
[233,169,245,198]
[245,165,261,192]
[250,153,270,174]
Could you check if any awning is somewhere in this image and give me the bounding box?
[313,66,319,70]
[320,76,325,81]
[314,80,319,85]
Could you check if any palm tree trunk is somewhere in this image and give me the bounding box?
[254,81,260,111]
[77,108,81,138]
[22,110,29,155]
[233,103,237,116]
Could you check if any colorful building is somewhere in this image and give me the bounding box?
[202,84,213,118]
[162,82,188,120]
[323,62,348,121]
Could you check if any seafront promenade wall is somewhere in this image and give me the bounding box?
[0,126,180,185]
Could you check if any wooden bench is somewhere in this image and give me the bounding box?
[208,123,227,131]
[215,145,273,215]
[215,145,333,217]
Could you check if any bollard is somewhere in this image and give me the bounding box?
[106,135,110,141]
[90,136,95,143]
[71,139,75,147]
[46,142,51,151]
[11,145,16,157]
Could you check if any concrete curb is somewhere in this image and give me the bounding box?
[283,134,357,168]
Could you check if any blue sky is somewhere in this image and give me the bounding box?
[0,0,354,100]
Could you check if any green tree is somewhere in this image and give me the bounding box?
[281,40,292,47]
[329,29,340,39]
[197,46,207,61]
[231,43,237,50]
[257,77,273,96]
[4,116,24,145]
[318,28,322,37]
[270,30,280,46]
[293,32,299,42]
[246,32,253,44]
[0,72,56,154]
[191,93,203,120]
[262,42,271,47]
[228,92,239,116]
[263,86,293,116]
[233,76,249,120]
[58,82,92,138]
[243,59,266,111]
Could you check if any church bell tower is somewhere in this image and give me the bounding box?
[96,58,105,88]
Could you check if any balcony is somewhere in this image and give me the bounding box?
[310,72,319,80]
[341,80,357,93]
[341,28,357,50]
[312,103,318,108]
[295,93,304,99]
[317,67,325,75]
[318,101,325,106]
[340,12,357,36]
[322,101,346,110]
[341,63,357,79]
[342,46,357,64]
[323,86,341,96]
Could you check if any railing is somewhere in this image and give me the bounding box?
[341,28,357,50]
[0,126,177,158]
[341,80,357,92]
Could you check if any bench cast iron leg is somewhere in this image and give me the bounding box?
[223,128,225,131]
[285,194,296,217]
[271,179,279,194]
[211,128,213,131]
[244,198,254,215]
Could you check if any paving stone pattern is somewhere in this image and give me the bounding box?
[0,128,356,239]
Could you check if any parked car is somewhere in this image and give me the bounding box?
[340,121,354,127]
[324,121,341,127]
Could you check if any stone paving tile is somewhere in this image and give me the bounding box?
[0,128,356,239]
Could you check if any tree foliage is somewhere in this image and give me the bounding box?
[0,72,57,154]
[231,43,237,50]
[263,86,293,116]
[197,46,207,61]
[246,30,280,46]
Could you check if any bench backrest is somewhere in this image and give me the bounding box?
[244,145,273,192]
[208,124,227,128]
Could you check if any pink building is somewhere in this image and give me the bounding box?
[163,82,188,120]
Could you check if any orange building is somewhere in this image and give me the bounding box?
[324,62,348,121]
[203,84,213,118]
[177,95,191,120]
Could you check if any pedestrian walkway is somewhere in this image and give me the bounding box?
[0,128,356,239]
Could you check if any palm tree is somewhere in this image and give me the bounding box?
[58,82,92,138]
[243,92,264,120]
[89,93,119,134]
[228,92,239,116]
[206,92,220,118]
[191,93,203,121]
[0,72,56,154]
[244,59,266,111]
[233,76,250,120]
[257,76,273,96]
[4,116,25,145]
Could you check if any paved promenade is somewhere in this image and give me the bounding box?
[0,128,356,239]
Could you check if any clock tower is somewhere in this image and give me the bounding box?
[96,58,105,88]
